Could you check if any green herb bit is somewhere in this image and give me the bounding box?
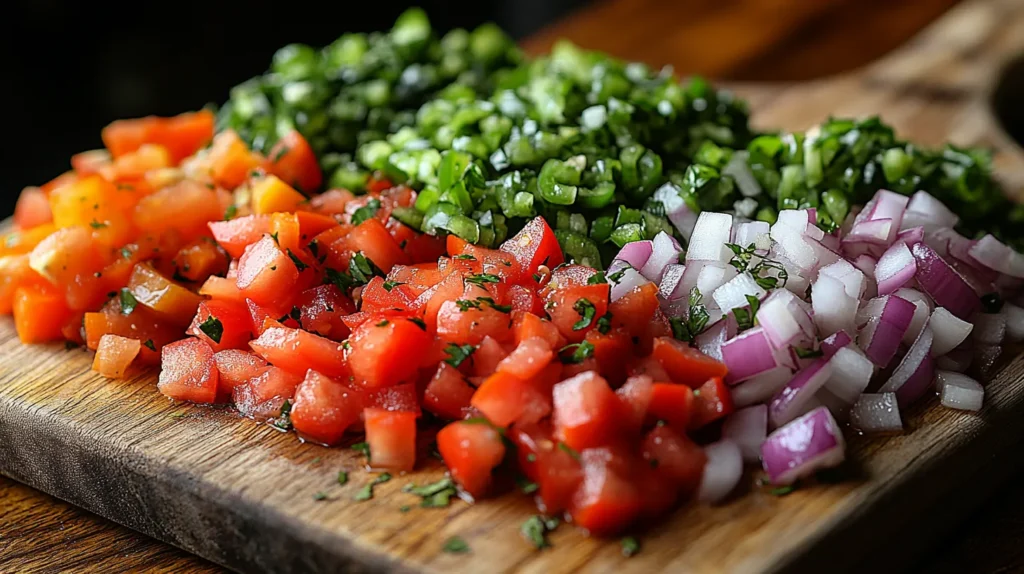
[516,476,539,494]
[794,347,823,359]
[337,471,348,485]
[557,442,581,461]
[455,298,482,312]
[353,473,392,502]
[596,313,612,334]
[351,441,371,461]
[286,249,309,271]
[89,220,107,229]
[769,485,796,496]
[405,477,459,508]
[442,536,470,554]
[119,288,138,315]
[521,515,557,549]
[312,491,328,501]
[270,400,293,431]
[465,273,500,286]
[351,198,382,226]
[399,505,411,513]
[558,341,594,364]
[587,271,607,285]
[607,267,628,284]
[453,254,476,261]
[223,205,238,220]
[444,343,476,368]
[477,297,511,313]
[142,338,157,351]
[120,246,133,259]
[383,280,405,292]
[621,536,640,557]
[198,316,224,344]
[376,319,390,327]
[572,298,596,331]
[408,317,427,330]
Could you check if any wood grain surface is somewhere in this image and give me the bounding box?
[3,0,1024,572]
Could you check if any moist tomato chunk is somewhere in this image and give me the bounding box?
[233,366,303,420]
[641,425,707,497]
[249,325,348,378]
[213,350,268,403]
[437,421,506,500]
[500,216,563,281]
[552,372,621,451]
[689,376,733,429]
[471,371,551,428]
[652,337,729,388]
[347,317,432,388]
[158,338,219,403]
[510,422,583,514]
[364,408,417,472]
[236,235,299,307]
[423,363,475,420]
[570,447,642,536]
[545,284,610,343]
[646,383,694,432]
[291,370,364,446]
[187,299,252,352]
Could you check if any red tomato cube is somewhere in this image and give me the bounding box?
[437,421,506,500]
[187,299,252,352]
[652,337,729,388]
[423,363,475,420]
[348,317,432,388]
[158,338,219,403]
[552,371,621,451]
[364,408,417,472]
[471,371,552,428]
[291,370,365,446]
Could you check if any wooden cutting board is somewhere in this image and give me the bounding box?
[2,1,1024,572]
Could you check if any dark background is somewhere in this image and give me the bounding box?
[3,0,587,213]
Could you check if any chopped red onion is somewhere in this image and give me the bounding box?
[937,371,984,412]
[911,242,981,319]
[895,226,925,246]
[722,327,777,384]
[814,388,850,420]
[929,307,974,356]
[823,346,874,404]
[818,259,867,299]
[613,240,653,270]
[878,326,935,407]
[761,406,845,485]
[769,359,833,428]
[695,319,729,362]
[875,242,916,295]
[771,216,818,271]
[892,288,933,345]
[696,264,738,308]
[850,393,903,433]
[974,344,1002,381]
[758,290,814,350]
[821,330,852,358]
[722,405,768,462]
[970,312,1006,346]
[732,221,771,253]
[1004,303,1024,342]
[713,273,767,313]
[811,274,858,337]
[640,232,682,283]
[731,366,793,408]
[937,347,972,372]
[851,254,877,280]
[697,440,743,504]
[686,212,734,263]
[968,234,1024,279]
[609,266,651,302]
[658,263,686,303]
[653,182,699,241]
[905,190,959,229]
[857,295,915,367]
[867,190,910,227]
[844,218,894,246]
[724,151,762,198]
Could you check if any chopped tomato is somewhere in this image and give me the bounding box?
[158,338,219,403]
[187,299,252,352]
[469,335,507,377]
[545,283,610,343]
[13,284,71,344]
[513,312,565,349]
[343,218,409,274]
[608,283,660,340]
[212,349,268,403]
[423,363,475,420]
[102,110,214,163]
[84,297,181,364]
[646,383,694,432]
[500,217,563,281]
[510,422,583,514]
[437,421,506,500]
[472,370,551,427]
[233,366,303,420]
[347,316,432,388]
[14,187,52,230]
[496,337,554,380]
[295,284,354,340]
[291,370,364,446]
[641,425,707,497]
[1,224,58,257]
[71,149,111,176]
[172,238,229,283]
[628,354,671,381]
[250,174,307,215]
[199,276,246,304]
[652,337,729,388]
[296,211,339,241]
[134,180,223,241]
[689,376,733,430]
[615,375,654,436]
[207,130,262,190]
[249,324,348,378]
[128,264,204,326]
[585,328,633,386]
[509,284,544,315]
[363,408,417,472]
[92,334,141,378]
[436,284,514,346]
[360,276,419,314]
[310,189,355,214]
[209,215,271,259]
[570,447,641,536]
[236,235,299,307]
[552,371,621,451]
[263,130,322,193]
[420,271,464,332]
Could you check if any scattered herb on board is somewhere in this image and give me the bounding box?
[521,515,559,549]
[337,471,348,485]
[442,536,470,554]
[621,536,640,557]
[403,478,459,508]
[354,473,392,501]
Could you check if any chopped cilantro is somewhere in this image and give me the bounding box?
[465,273,500,286]
[621,536,640,557]
[223,205,238,220]
[376,319,390,327]
[444,343,476,368]
[572,298,596,330]
[383,280,405,292]
[337,471,348,485]
[286,249,308,271]
[198,316,224,343]
[119,288,138,315]
[351,198,382,226]
[142,339,156,352]
[442,536,470,554]
[453,254,476,261]
[558,341,594,364]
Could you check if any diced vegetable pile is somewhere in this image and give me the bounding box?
[5,8,1024,543]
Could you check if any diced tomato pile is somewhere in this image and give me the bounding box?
[3,111,732,536]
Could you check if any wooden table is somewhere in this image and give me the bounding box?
[2,0,1020,572]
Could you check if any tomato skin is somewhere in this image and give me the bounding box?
[437,421,506,500]
[542,264,599,294]
[158,338,219,404]
[187,299,252,352]
[127,263,204,327]
[652,337,729,388]
[212,349,268,403]
[236,235,300,307]
[509,284,544,315]
[233,366,304,420]
[646,383,695,432]
[641,425,707,498]
[423,363,475,420]
[608,283,660,340]
[291,370,364,446]
[471,370,552,427]
[420,271,464,333]
[496,337,554,380]
[263,130,322,193]
[92,334,141,379]
[343,218,409,275]
[500,217,563,281]
[392,222,446,262]
[628,354,671,382]
[637,466,680,520]
[347,316,432,388]
[311,189,355,214]
[296,284,355,341]
[570,447,642,536]
[552,371,622,451]
[249,325,348,379]
[545,284,610,344]
[367,382,421,415]
[585,328,633,386]
[14,187,52,230]
[364,408,417,472]
[199,276,246,304]
[512,311,564,349]
[688,376,733,430]
[209,215,271,259]
[133,180,223,241]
